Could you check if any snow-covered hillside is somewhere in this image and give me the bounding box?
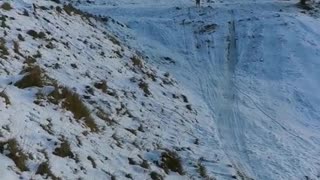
[1,0,320,180]
[0,0,233,179]
[76,0,320,179]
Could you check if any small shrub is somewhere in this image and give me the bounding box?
[186,104,192,111]
[150,171,163,180]
[53,139,74,158]
[0,139,29,171]
[113,49,123,58]
[138,80,151,96]
[108,35,121,46]
[63,4,79,16]
[13,41,22,55]
[26,30,39,38]
[125,128,137,135]
[0,37,9,58]
[45,42,55,49]
[94,80,107,93]
[23,56,37,65]
[300,0,307,5]
[36,161,59,180]
[39,6,49,11]
[0,90,10,105]
[63,3,92,19]
[14,65,43,88]
[70,63,78,69]
[22,9,29,16]
[51,0,61,4]
[87,156,96,168]
[96,108,115,125]
[49,86,98,132]
[125,174,133,179]
[138,124,145,132]
[197,162,209,178]
[128,157,137,165]
[27,30,46,39]
[131,56,143,68]
[0,15,9,29]
[1,2,12,11]
[140,159,150,169]
[56,6,62,13]
[298,0,313,10]
[33,50,42,59]
[194,138,199,145]
[159,150,184,175]
[18,34,25,41]
[198,24,217,34]
[181,95,188,103]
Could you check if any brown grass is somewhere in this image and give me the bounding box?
[15,65,43,88]
[0,90,10,105]
[197,162,208,179]
[49,86,98,132]
[87,156,97,168]
[96,108,116,125]
[150,171,163,180]
[94,80,107,93]
[108,34,121,46]
[0,37,9,58]
[0,139,29,171]
[26,30,46,39]
[138,80,151,96]
[53,139,74,158]
[18,34,25,41]
[13,41,22,56]
[23,56,37,66]
[131,56,143,68]
[140,159,150,169]
[1,2,12,11]
[36,161,59,180]
[159,150,184,175]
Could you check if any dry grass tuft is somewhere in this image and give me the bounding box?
[0,139,29,171]
[131,56,143,68]
[138,80,151,96]
[15,65,43,88]
[150,171,163,180]
[0,90,10,105]
[26,30,46,39]
[49,86,98,132]
[36,161,59,180]
[0,37,9,58]
[159,149,184,175]
[53,139,74,158]
[94,80,107,93]
[1,2,12,11]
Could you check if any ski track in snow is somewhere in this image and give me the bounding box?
[78,0,320,179]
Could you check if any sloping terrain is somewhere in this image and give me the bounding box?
[77,0,320,179]
[1,0,320,180]
[0,0,233,179]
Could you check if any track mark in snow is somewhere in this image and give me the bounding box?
[217,11,254,180]
[227,20,238,73]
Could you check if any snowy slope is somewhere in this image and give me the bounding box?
[0,0,235,179]
[77,0,320,179]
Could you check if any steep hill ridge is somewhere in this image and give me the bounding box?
[0,1,229,179]
[77,0,320,179]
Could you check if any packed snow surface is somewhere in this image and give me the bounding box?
[78,0,320,179]
[0,0,320,179]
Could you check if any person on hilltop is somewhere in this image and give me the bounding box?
[196,0,201,7]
